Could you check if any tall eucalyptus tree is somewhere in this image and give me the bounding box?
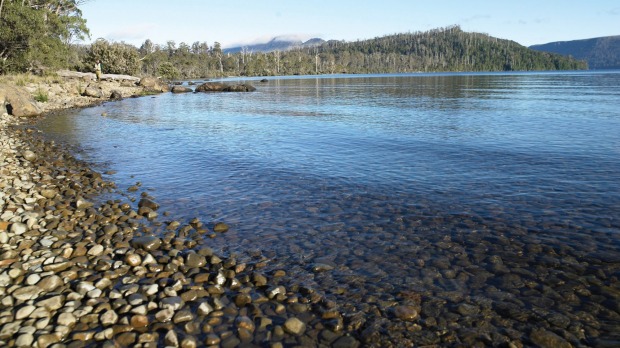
[0,0,89,73]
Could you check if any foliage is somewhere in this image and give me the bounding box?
[312,26,587,73]
[34,87,48,102]
[0,0,90,74]
[138,39,215,78]
[88,38,140,75]
[128,26,586,79]
[156,61,179,80]
[0,1,46,72]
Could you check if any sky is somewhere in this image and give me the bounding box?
[79,0,620,49]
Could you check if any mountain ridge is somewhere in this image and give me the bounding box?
[530,35,620,69]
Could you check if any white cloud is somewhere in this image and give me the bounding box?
[103,23,158,43]
[224,33,322,48]
[460,14,492,23]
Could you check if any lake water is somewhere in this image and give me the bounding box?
[40,71,620,344]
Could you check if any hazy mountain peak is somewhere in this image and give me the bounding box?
[224,36,326,54]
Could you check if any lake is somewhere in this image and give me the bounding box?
[39,71,620,345]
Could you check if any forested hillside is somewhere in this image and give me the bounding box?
[530,35,620,69]
[312,26,586,73]
[130,26,586,78]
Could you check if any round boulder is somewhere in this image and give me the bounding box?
[82,85,103,98]
[0,85,43,117]
[195,82,227,92]
[171,86,192,93]
[110,90,123,100]
[139,77,170,93]
[223,84,256,92]
[130,236,162,251]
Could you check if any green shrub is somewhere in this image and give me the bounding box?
[157,62,180,80]
[34,88,48,103]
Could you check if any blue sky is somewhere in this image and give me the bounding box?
[80,0,619,48]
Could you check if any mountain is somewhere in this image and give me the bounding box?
[530,35,620,69]
[135,26,587,78]
[310,26,587,73]
[224,37,326,54]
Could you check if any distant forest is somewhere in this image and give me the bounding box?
[91,26,587,79]
[0,0,587,78]
[530,35,620,70]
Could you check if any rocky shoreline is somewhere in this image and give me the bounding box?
[3,73,618,348]
[0,76,362,347]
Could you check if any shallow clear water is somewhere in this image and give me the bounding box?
[39,71,620,341]
[41,72,620,237]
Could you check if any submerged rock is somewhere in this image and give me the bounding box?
[530,328,572,348]
[213,222,229,233]
[138,198,160,210]
[284,317,306,335]
[392,305,419,321]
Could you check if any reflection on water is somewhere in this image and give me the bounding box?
[39,71,620,343]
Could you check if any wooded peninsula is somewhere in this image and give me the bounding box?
[1,1,587,79]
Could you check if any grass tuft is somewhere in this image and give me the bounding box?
[34,87,49,103]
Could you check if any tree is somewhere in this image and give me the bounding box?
[139,39,155,56]
[89,38,140,75]
[166,40,176,57]
[0,1,46,72]
[0,0,89,73]
[213,41,223,74]
[157,61,179,80]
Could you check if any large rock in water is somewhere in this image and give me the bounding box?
[195,82,256,92]
[171,85,192,93]
[194,82,227,92]
[139,77,170,93]
[0,85,43,117]
[223,84,256,92]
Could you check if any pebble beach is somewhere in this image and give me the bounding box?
[0,78,365,348]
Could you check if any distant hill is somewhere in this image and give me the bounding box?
[224,37,326,54]
[309,26,587,73]
[134,26,588,78]
[530,36,620,69]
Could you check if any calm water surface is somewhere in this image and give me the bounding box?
[40,71,620,343]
